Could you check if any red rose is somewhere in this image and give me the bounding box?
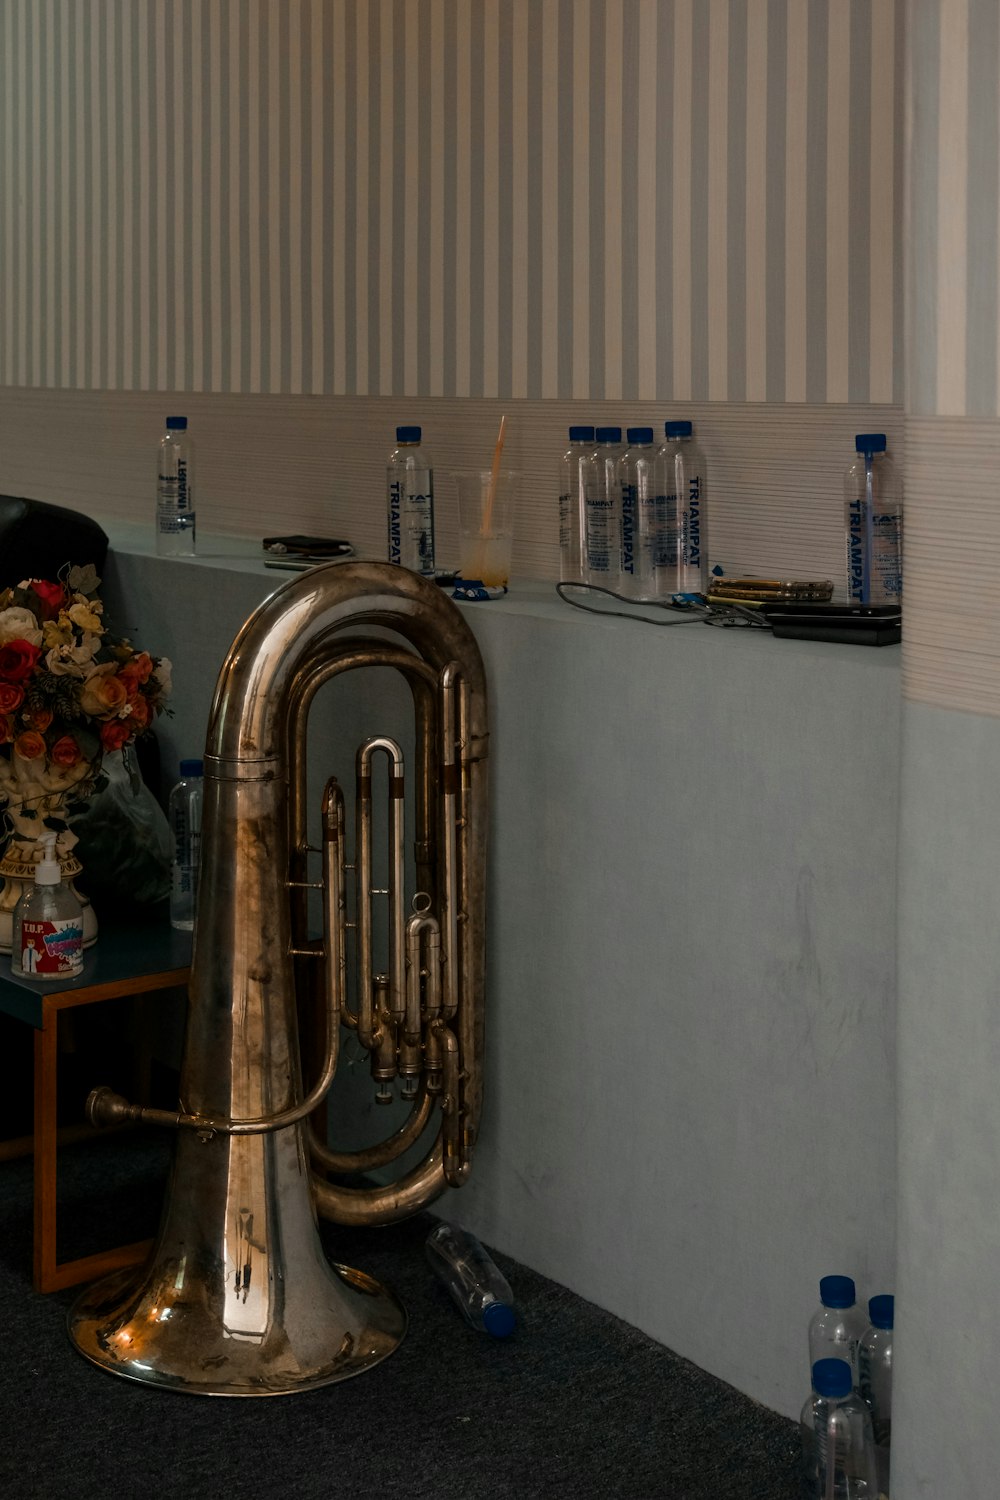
[99,719,132,752]
[50,734,84,768]
[28,579,67,620]
[0,639,41,682]
[0,682,24,713]
[13,730,47,760]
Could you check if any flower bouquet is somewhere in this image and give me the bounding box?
[0,564,172,950]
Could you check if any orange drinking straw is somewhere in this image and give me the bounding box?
[482,414,507,536]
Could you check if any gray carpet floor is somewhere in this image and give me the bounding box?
[0,1132,801,1499]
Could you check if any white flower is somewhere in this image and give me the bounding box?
[0,606,42,647]
[153,657,173,696]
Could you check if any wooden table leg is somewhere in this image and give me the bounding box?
[33,998,59,1292]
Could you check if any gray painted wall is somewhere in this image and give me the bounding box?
[102,530,899,1421]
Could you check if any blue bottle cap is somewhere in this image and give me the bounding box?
[626,427,654,445]
[868,1294,894,1330]
[665,420,693,438]
[569,426,595,442]
[812,1358,853,1399]
[396,425,422,443]
[179,759,204,777]
[855,433,886,454]
[819,1275,856,1309]
[166,416,188,430]
[595,427,622,443]
[482,1300,516,1338]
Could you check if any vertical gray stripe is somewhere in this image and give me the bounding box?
[336,0,349,394]
[131,0,143,389]
[655,0,675,399]
[277,1,291,393]
[468,2,485,398]
[588,0,606,402]
[217,1,231,391]
[442,0,457,397]
[557,0,574,398]
[25,1,35,384]
[805,0,828,404]
[52,1,63,386]
[689,0,710,400]
[848,0,871,402]
[620,0,639,402]
[417,0,432,394]
[966,0,998,417]
[181,0,195,392]
[367,2,381,396]
[496,0,514,398]
[257,3,271,392]
[163,0,177,390]
[36,1,47,385]
[525,0,543,399]
[892,0,905,403]
[299,1,313,396]
[727,0,748,404]
[67,2,78,385]
[908,0,939,414]
[83,0,95,387]
[765,0,787,402]
[97,0,108,389]
[237,2,251,392]
[208,1,222,392]
[116,0,128,390]
[391,0,406,395]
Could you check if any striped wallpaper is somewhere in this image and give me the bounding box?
[903,2,1000,714]
[0,0,901,405]
[908,0,1000,418]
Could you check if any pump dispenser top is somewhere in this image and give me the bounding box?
[34,833,62,886]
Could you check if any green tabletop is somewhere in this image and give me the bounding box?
[0,908,192,1028]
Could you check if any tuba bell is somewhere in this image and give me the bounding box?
[68,561,489,1395]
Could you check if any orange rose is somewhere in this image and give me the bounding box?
[0,682,24,713]
[80,669,128,717]
[99,719,131,752]
[50,734,84,768]
[21,705,52,733]
[13,730,47,760]
[128,694,151,730]
[130,651,154,684]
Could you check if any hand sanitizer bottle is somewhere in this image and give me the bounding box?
[12,834,84,979]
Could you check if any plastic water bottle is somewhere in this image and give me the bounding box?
[858,1295,893,1497]
[425,1221,517,1338]
[619,427,662,601]
[558,426,596,583]
[156,416,196,556]
[12,833,84,980]
[586,426,624,590]
[169,760,204,932]
[844,434,902,606]
[387,426,435,575]
[800,1358,879,1498]
[809,1277,867,1388]
[658,419,708,594]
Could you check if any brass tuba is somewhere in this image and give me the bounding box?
[69,561,488,1395]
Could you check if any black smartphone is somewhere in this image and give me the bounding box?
[262,535,353,557]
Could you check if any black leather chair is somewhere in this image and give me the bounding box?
[0,495,109,587]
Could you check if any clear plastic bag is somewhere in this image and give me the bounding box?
[69,746,172,913]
